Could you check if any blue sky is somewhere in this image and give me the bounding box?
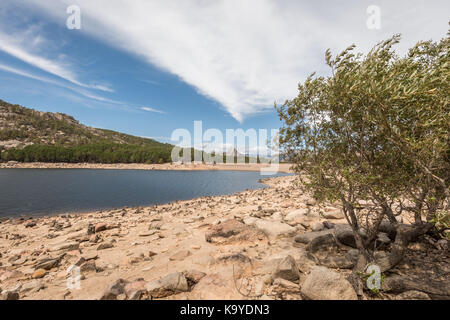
[0,0,448,150]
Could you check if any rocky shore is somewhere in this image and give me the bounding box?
[0,175,448,300]
[0,162,292,173]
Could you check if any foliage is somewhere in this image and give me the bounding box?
[277,31,449,263]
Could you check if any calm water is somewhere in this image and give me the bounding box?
[0,169,290,217]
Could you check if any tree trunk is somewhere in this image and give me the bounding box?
[376,222,433,272]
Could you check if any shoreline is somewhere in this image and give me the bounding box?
[0,162,293,173]
[0,174,445,301]
[1,175,282,220]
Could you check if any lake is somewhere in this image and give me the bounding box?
[0,169,290,217]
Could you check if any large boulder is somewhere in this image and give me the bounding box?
[284,209,308,226]
[146,272,189,298]
[301,266,357,300]
[294,229,333,244]
[322,208,344,219]
[246,218,296,239]
[205,219,265,244]
[306,233,356,269]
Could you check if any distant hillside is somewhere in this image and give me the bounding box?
[0,99,174,164]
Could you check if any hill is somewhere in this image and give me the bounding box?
[0,99,174,164]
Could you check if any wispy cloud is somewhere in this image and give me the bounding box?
[140,106,166,114]
[0,63,128,109]
[0,30,113,93]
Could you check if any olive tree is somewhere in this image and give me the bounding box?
[277,32,449,272]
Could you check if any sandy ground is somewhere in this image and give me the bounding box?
[0,162,293,173]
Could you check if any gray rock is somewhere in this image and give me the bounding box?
[271,255,300,282]
[34,258,60,270]
[301,266,357,300]
[306,233,356,269]
[294,229,333,244]
[311,222,324,232]
[97,242,114,250]
[100,279,128,300]
[146,272,189,298]
[0,291,19,300]
[247,218,296,239]
[49,241,80,252]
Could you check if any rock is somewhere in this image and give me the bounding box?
[284,209,308,225]
[311,222,324,232]
[306,233,337,253]
[0,269,24,282]
[87,224,95,235]
[101,279,128,300]
[301,266,357,300]
[205,219,245,242]
[296,249,317,273]
[149,221,163,230]
[32,269,47,279]
[35,257,60,270]
[375,232,391,249]
[146,272,189,298]
[89,234,99,243]
[408,242,427,251]
[82,252,98,261]
[437,239,448,251]
[188,273,241,299]
[25,221,36,228]
[94,223,107,233]
[306,233,356,269]
[0,291,19,300]
[124,279,148,300]
[49,241,80,252]
[80,261,97,273]
[272,278,300,291]
[247,218,296,239]
[272,255,300,282]
[322,209,344,219]
[322,221,335,229]
[395,290,431,300]
[334,226,358,248]
[294,229,333,244]
[97,242,114,250]
[19,280,44,294]
[183,270,206,288]
[169,250,192,261]
[138,230,159,237]
[205,219,265,244]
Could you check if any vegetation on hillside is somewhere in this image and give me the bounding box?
[0,100,174,164]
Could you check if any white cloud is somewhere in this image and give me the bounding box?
[0,29,113,92]
[140,106,166,114]
[7,0,450,121]
[0,63,127,108]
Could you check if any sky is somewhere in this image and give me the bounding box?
[0,0,448,153]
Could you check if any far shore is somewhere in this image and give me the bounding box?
[0,162,294,173]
